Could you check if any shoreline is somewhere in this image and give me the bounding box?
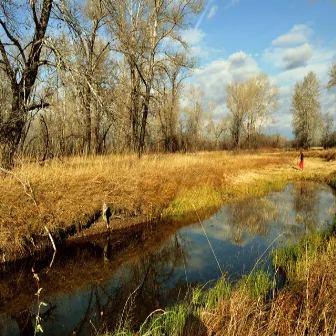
[1,150,336,264]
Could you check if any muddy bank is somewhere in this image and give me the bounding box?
[0,198,218,265]
[0,211,209,322]
[0,208,149,265]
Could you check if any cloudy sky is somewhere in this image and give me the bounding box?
[183,0,336,139]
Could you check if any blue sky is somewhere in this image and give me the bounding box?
[183,0,336,138]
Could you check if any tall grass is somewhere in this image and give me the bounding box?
[1,150,336,261]
[272,218,336,282]
[103,216,336,336]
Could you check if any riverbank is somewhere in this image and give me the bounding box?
[108,219,336,336]
[1,150,336,263]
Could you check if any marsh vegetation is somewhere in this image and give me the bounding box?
[0,179,335,335]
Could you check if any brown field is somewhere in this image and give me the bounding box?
[1,149,336,262]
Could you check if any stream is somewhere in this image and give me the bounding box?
[0,181,335,335]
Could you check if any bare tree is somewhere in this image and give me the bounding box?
[0,0,54,169]
[292,71,321,149]
[226,81,246,149]
[320,112,335,149]
[104,0,203,157]
[226,74,278,149]
[244,74,279,148]
[182,84,204,151]
[155,52,194,152]
[327,63,336,89]
[52,0,111,155]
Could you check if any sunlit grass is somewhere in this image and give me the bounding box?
[273,218,336,282]
[1,149,336,260]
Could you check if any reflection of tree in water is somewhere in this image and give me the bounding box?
[0,224,190,335]
[4,302,57,336]
[293,182,320,233]
[99,233,188,332]
[225,198,278,245]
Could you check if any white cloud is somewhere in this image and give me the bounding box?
[272,24,313,47]
[225,0,240,10]
[182,28,206,45]
[264,25,316,71]
[275,62,329,85]
[283,43,313,70]
[190,51,260,116]
[182,27,224,60]
[189,45,211,59]
[207,5,218,19]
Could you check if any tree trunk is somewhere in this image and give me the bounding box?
[130,66,140,152]
[0,0,53,168]
[91,107,99,155]
[138,86,150,157]
[84,83,92,155]
[1,92,25,169]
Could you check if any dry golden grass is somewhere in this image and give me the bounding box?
[203,235,336,336]
[1,150,336,260]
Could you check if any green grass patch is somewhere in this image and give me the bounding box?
[228,178,288,201]
[203,278,232,308]
[272,218,336,282]
[239,268,273,298]
[164,178,288,220]
[126,304,198,336]
[164,186,222,218]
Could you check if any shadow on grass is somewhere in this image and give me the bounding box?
[182,313,208,336]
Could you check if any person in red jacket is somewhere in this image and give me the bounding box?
[299,151,304,171]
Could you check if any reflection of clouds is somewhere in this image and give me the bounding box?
[172,182,336,286]
[184,245,208,272]
[189,182,336,247]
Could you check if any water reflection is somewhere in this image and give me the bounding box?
[0,182,335,335]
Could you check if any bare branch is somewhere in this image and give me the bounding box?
[30,0,40,28]
[28,102,51,111]
[327,63,336,89]
[0,18,26,64]
[0,37,15,82]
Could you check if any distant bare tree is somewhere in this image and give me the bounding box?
[182,84,204,151]
[226,73,278,149]
[320,112,335,149]
[244,74,279,148]
[226,81,246,149]
[327,63,336,89]
[292,71,321,149]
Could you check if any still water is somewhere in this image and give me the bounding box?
[0,182,335,335]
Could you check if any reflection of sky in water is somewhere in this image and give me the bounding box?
[1,182,336,335]
[162,182,336,286]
